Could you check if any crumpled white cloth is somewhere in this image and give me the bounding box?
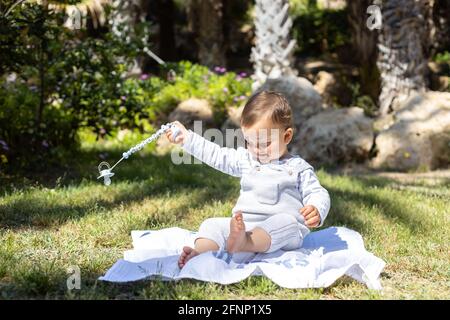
[99,226,385,290]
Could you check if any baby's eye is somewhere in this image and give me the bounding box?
[259,141,271,148]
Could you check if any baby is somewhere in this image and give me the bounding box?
[166,91,331,268]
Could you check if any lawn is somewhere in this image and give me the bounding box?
[0,139,449,300]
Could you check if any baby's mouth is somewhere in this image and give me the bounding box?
[257,154,270,162]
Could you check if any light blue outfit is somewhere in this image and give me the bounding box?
[181,130,331,252]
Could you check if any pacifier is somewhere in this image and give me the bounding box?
[97,162,115,186]
[96,122,181,186]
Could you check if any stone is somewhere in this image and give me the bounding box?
[255,75,325,130]
[220,105,244,131]
[371,91,450,171]
[168,98,214,130]
[292,107,374,165]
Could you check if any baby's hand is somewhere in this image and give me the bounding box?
[166,121,188,145]
[300,205,321,228]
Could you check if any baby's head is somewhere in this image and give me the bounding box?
[240,91,294,163]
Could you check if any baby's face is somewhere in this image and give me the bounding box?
[241,116,293,164]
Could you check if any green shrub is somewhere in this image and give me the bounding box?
[0,4,252,171]
[144,61,252,124]
[291,1,350,56]
[0,2,148,170]
[434,51,450,65]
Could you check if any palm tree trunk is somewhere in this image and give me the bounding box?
[347,0,380,102]
[377,0,431,115]
[187,0,226,67]
[250,0,297,90]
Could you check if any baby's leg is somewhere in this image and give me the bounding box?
[178,239,218,268]
[226,212,271,253]
[255,213,303,253]
[178,217,230,268]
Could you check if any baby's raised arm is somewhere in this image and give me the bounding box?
[166,121,245,177]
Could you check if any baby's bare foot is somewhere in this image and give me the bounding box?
[178,246,199,268]
[226,211,247,253]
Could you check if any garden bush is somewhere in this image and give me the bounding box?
[0,3,252,172]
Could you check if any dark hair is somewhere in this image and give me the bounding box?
[241,91,293,129]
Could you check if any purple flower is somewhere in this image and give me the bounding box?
[42,140,49,148]
[0,140,9,151]
[239,95,246,100]
[239,72,247,78]
[213,66,226,74]
[140,74,149,80]
[223,87,229,93]
[99,128,106,135]
[120,96,127,101]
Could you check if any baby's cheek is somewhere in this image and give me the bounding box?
[269,145,283,158]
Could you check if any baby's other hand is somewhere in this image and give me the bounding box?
[300,205,321,228]
[166,121,188,145]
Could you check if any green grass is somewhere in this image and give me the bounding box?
[0,141,449,299]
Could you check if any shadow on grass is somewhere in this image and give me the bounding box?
[0,265,177,299]
[323,174,433,235]
[0,152,239,230]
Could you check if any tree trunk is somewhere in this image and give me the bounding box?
[250,0,297,91]
[432,0,450,54]
[154,0,176,61]
[187,0,226,68]
[36,0,48,131]
[377,0,431,115]
[347,0,380,102]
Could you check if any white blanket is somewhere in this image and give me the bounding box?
[99,226,385,290]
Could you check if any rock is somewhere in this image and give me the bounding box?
[318,0,346,10]
[373,113,395,132]
[168,98,214,130]
[428,61,450,91]
[430,75,449,92]
[314,71,336,99]
[291,107,374,165]
[371,92,450,171]
[221,105,244,131]
[313,71,353,106]
[255,75,325,130]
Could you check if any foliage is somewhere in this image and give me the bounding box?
[0,2,251,171]
[348,82,378,117]
[0,2,149,170]
[432,51,450,92]
[433,51,450,64]
[154,61,252,123]
[291,0,350,56]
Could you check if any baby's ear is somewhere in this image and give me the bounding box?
[284,128,294,144]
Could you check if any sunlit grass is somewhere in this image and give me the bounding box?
[0,137,449,299]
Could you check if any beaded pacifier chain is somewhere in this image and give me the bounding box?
[97,123,180,185]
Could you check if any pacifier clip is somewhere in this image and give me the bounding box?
[97,123,180,185]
